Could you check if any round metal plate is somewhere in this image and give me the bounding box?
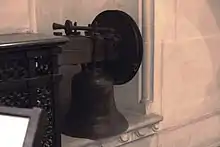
[92,10,143,85]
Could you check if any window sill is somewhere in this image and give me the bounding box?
[62,111,163,147]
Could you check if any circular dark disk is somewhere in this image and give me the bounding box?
[92,10,143,85]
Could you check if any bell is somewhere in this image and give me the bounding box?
[62,69,128,139]
[54,10,143,139]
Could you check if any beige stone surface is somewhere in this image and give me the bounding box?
[152,0,220,146]
[176,0,220,40]
[154,0,176,42]
[158,114,220,147]
[0,0,30,34]
[161,38,214,128]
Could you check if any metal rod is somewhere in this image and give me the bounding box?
[53,23,115,32]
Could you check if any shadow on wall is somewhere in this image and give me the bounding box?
[203,0,220,111]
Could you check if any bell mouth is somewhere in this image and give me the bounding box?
[62,109,129,140]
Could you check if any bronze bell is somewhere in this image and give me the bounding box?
[54,10,143,139]
[63,69,128,139]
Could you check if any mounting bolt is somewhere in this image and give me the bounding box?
[152,123,160,132]
[119,133,130,143]
[135,130,146,137]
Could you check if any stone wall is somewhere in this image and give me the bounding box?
[0,0,30,34]
[151,0,220,146]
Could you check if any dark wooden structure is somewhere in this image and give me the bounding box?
[0,33,68,147]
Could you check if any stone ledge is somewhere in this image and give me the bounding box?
[62,111,163,147]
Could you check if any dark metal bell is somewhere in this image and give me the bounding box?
[62,69,129,139]
[54,10,143,140]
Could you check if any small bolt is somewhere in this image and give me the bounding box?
[152,123,160,132]
[119,133,130,143]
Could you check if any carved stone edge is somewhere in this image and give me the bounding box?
[62,113,163,147]
[110,123,161,147]
[90,114,162,147]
